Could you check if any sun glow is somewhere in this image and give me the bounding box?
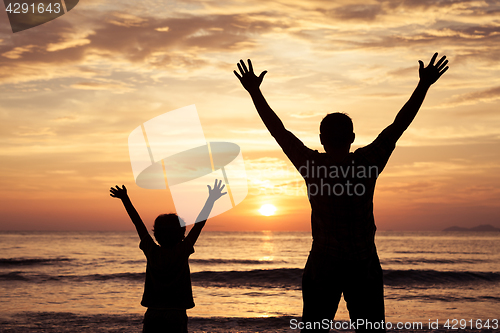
[258,204,277,216]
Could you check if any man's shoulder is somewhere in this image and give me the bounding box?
[278,130,317,153]
[351,134,396,175]
[279,131,322,170]
[352,144,370,157]
[354,131,397,157]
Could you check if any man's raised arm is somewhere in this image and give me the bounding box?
[383,52,449,142]
[234,59,289,143]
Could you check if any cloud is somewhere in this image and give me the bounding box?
[46,37,91,52]
[1,0,499,89]
[322,4,385,21]
[14,126,57,137]
[388,0,500,15]
[340,22,500,51]
[445,85,500,106]
[378,181,438,193]
[70,80,134,92]
[289,111,326,119]
[1,45,38,59]
[0,10,286,84]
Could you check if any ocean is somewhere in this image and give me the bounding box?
[0,231,499,332]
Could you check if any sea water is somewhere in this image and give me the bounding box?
[0,231,498,323]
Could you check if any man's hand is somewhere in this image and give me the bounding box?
[110,185,128,200]
[207,179,227,201]
[418,53,449,86]
[386,52,450,142]
[234,59,267,93]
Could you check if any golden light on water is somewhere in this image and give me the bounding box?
[258,204,277,216]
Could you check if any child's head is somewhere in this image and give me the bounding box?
[320,112,355,149]
[153,213,186,248]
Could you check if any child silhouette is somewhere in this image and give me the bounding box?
[110,179,227,333]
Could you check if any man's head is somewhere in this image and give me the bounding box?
[153,213,186,248]
[319,112,355,151]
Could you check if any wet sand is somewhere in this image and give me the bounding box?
[0,312,497,332]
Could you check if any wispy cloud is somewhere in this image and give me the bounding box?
[445,85,500,106]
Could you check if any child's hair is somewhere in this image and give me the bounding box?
[320,112,354,147]
[153,213,186,248]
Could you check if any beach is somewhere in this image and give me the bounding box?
[1,312,498,332]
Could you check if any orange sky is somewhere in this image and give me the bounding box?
[0,0,499,231]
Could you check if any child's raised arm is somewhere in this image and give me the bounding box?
[185,179,227,246]
[110,185,150,242]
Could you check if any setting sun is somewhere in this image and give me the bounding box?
[259,204,277,216]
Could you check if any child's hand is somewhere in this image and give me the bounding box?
[110,185,128,200]
[207,179,227,201]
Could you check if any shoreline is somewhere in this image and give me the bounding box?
[1,312,497,333]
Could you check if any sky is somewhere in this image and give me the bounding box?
[0,0,499,231]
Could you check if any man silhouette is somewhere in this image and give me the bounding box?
[234,53,449,332]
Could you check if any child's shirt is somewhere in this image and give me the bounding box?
[139,235,195,309]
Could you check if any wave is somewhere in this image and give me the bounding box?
[389,294,500,303]
[0,271,145,282]
[80,273,145,281]
[0,258,71,266]
[0,257,281,267]
[192,268,303,289]
[190,259,284,265]
[2,268,499,287]
[382,258,486,265]
[0,269,302,288]
[383,269,500,285]
[0,312,296,332]
[0,271,31,281]
[192,269,500,288]
[394,251,485,255]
